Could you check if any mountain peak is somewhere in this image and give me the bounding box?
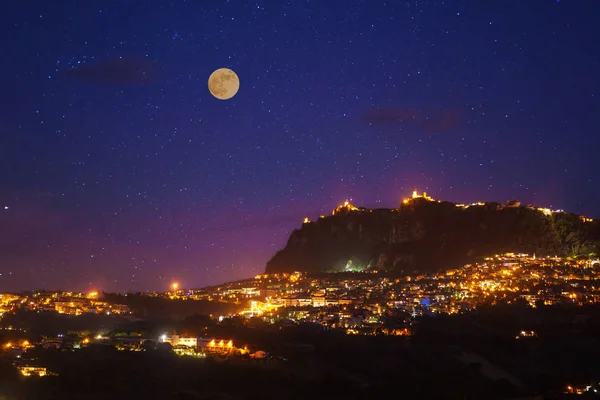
[267,194,599,275]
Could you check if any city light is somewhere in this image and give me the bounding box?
[1,246,600,363]
[332,200,359,215]
[18,366,47,377]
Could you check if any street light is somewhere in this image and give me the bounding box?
[172,282,179,291]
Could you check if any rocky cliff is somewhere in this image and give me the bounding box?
[265,197,600,274]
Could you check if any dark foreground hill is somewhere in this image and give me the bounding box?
[266,197,600,275]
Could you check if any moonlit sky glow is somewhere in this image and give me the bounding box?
[1,0,599,291]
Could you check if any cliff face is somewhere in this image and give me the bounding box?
[265,199,600,274]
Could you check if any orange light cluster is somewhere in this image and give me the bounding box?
[332,200,359,215]
[208,339,233,348]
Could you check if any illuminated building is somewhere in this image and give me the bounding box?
[161,335,198,347]
[198,338,235,354]
[262,287,281,298]
[412,190,434,201]
[172,345,206,358]
[402,190,436,205]
[0,293,19,306]
[54,301,84,315]
[18,366,48,377]
[311,296,326,307]
[160,335,237,355]
[332,200,359,215]
[282,296,311,307]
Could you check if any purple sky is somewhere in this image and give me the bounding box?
[1,0,599,291]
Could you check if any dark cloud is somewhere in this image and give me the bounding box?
[420,110,464,133]
[360,107,464,133]
[58,58,155,85]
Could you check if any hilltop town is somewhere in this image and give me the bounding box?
[267,191,599,274]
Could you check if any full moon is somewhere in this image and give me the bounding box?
[208,68,240,100]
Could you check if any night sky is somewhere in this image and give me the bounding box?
[1,0,599,292]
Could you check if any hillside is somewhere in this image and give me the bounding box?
[265,192,600,275]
